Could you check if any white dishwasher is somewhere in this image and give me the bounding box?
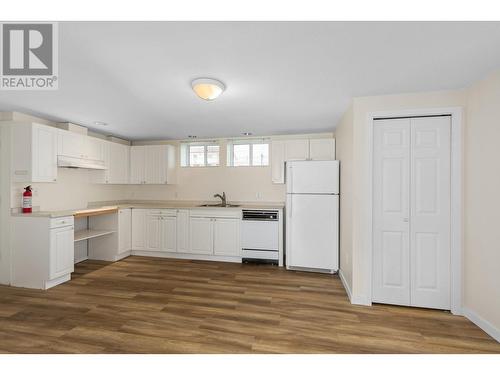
[241,210,279,264]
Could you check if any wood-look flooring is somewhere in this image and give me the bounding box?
[0,256,498,354]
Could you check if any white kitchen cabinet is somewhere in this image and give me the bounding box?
[58,129,85,159]
[130,146,146,184]
[176,210,190,253]
[118,208,132,254]
[146,213,162,251]
[11,215,74,289]
[213,218,240,256]
[189,217,214,255]
[97,141,130,184]
[271,138,336,184]
[309,138,335,160]
[49,225,75,279]
[11,123,58,183]
[86,137,104,161]
[130,145,176,185]
[132,209,147,250]
[271,140,286,184]
[161,216,177,252]
[285,139,310,160]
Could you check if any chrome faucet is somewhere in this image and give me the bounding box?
[214,192,227,206]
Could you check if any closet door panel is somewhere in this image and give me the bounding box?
[410,116,451,310]
[372,119,411,306]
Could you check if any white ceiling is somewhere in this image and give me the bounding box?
[1,22,500,140]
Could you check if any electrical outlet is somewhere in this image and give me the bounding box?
[256,192,262,199]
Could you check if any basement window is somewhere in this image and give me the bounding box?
[180,142,220,167]
[227,139,269,167]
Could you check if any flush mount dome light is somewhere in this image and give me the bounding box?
[191,78,225,101]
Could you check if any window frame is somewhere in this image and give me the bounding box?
[180,141,221,168]
[227,138,270,167]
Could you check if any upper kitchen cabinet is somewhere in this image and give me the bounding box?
[11,123,58,183]
[96,141,130,184]
[130,145,176,184]
[309,138,335,160]
[271,138,336,183]
[57,129,104,162]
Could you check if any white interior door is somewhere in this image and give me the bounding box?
[372,116,451,310]
[410,116,451,309]
[372,119,411,306]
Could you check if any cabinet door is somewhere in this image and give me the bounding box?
[32,124,57,182]
[58,130,86,159]
[145,145,168,184]
[146,214,162,251]
[176,210,190,253]
[130,146,145,184]
[118,209,132,254]
[271,140,286,184]
[161,216,177,252]
[49,226,74,279]
[131,209,147,250]
[309,138,335,160]
[213,218,240,256]
[86,137,104,161]
[108,142,130,184]
[189,217,213,254]
[285,139,309,160]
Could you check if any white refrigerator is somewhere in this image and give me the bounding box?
[285,160,339,273]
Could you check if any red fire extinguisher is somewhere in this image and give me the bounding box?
[22,185,32,213]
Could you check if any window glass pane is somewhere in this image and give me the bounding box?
[252,143,269,166]
[189,145,205,166]
[206,145,220,166]
[233,144,250,166]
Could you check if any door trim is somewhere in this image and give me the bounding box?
[366,107,463,315]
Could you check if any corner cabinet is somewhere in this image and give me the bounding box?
[130,145,176,184]
[271,138,336,184]
[11,123,58,183]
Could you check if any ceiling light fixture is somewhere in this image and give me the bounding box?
[188,135,197,139]
[191,78,225,101]
[242,132,252,136]
[94,121,108,126]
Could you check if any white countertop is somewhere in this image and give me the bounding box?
[11,200,285,218]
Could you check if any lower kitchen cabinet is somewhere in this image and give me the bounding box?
[11,215,75,289]
[161,215,177,252]
[118,208,132,254]
[213,218,241,256]
[132,209,147,250]
[132,208,242,260]
[146,213,162,251]
[189,217,214,255]
[49,224,75,279]
[176,209,190,253]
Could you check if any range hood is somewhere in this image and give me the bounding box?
[57,155,107,170]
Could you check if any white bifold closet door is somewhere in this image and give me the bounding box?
[372,116,451,310]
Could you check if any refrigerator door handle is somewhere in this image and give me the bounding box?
[289,196,292,217]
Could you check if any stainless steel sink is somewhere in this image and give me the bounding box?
[198,203,241,208]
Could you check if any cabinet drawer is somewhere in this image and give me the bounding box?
[147,209,177,216]
[50,216,74,228]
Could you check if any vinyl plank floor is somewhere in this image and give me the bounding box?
[0,256,498,354]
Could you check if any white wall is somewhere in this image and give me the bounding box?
[10,168,132,211]
[334,104,354,294]
[464,69,500,335]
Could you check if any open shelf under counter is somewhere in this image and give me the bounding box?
[74,229,115,242]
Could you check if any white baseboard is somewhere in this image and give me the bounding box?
[131,250,242,264]
[463,307,500,343]
[338,268,352,302]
